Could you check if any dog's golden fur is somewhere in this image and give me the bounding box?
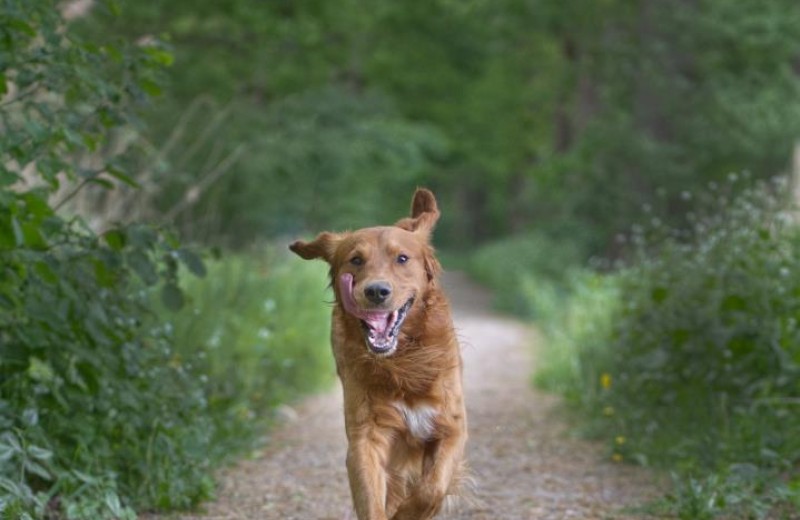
[290,189,467,520]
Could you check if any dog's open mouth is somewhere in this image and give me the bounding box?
[358,297,414,355]
[339,273,414,356]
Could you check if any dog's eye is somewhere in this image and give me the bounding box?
[397,254,409,264]
[350,256,364,266]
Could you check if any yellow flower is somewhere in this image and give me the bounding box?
[603,406,615,416]
[612,453,623,463]
[615,436,626,445]
[600,372,612,390]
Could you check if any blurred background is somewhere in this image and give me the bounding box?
[2,0,800,518]
[68,0,800,255]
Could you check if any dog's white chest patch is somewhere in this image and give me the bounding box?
[393,401,438,441]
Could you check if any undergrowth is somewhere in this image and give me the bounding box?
[0,248,332,519]
[467,232,582,317]
[475,177,800,518]
[161,250,334,460]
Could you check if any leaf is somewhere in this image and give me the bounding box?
[27,445,52,462]
[127,250,159,285]
[106,165,139,188]
[178,248,206,277]
[0,443,14,463]
[107,0,122,16]
[138,78,163,97]
[72,470,99,484]
[128,225,157,248]
[89,177,115,190]
[27,357,55,382]
[0,169,17,187]
[0,432,21,452]
[144,47,175,67]
[6,18,36,37]
[11,216,24,246]
[23,459,51,480]
[104,229,127,251]
[104,491,123,516]
[33,261,58,285]
[20,221,47,249]
[161,283,185,311]
[651,286,669,303]
[721,294,747,312]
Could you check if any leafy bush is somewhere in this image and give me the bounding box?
[0,2,209,517]
[0,222,212,518]
[1,4,333,518]
[467,232,583,316]
[532,271,620,401]
[535,178,800,517]
[161,251,333,458]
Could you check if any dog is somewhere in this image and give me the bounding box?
[290,188,468,520]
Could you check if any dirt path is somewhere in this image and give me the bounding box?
[159,273,657,519]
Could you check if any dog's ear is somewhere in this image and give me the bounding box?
[289,232,343,263]
[395,188,440,238]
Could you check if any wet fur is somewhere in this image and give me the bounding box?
[290,189,468,520]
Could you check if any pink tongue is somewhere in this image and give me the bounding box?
[339,273,391,334]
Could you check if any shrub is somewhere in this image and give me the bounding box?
[0,223,212,518]
[160,251,334,458]
[467,232,583,316]
[535,177,800,517]
[0,1,210,516]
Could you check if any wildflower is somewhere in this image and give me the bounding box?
[600,373,612,390]
[612,453,623,463]
[615,436,626,445]
[603,406,615,417]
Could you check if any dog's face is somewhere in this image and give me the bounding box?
[290,189,441,357]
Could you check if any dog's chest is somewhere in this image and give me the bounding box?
[392,401,438,441]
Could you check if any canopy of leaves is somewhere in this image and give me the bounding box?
[77,0,800,254]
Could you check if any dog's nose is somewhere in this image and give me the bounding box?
[364,282,392,304]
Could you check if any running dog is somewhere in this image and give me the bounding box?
[289,188,467,520]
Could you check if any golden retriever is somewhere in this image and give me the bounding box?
[289,188,467,520]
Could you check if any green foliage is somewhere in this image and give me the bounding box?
[69,0,800,253]
[0,218,212,517]
[166,87,447,245]
[532,272,620,400]
[467,232,583,316]
[532,179,800,517]
[0,1,212,517]
[540,0,800,254]
[161,251,333,457]
[1,3,331,518]
[650,471,800,520]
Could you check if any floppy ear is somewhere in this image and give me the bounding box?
[395,188,440,238]
[289,232,342,263]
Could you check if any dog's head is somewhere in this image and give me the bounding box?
[290,188,442,357]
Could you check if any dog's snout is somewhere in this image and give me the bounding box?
[364,281,392,304]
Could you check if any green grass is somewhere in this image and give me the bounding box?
[162,250,334,460]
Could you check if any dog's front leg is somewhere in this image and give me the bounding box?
[346,427,392,520]
[390,425,466,520]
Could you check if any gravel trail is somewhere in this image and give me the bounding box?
[154,272,658,519]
